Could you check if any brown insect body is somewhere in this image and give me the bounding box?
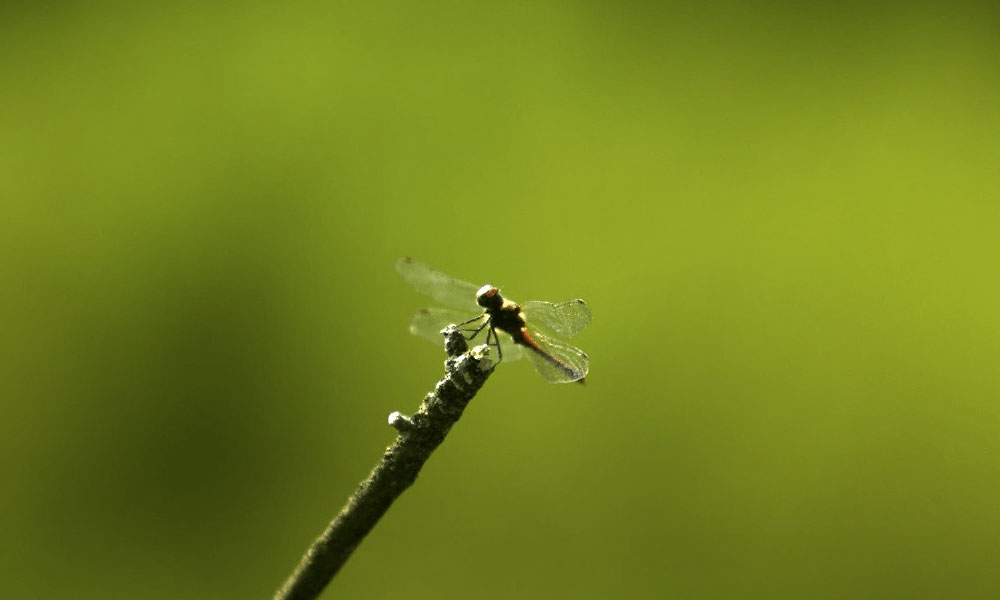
[477,285,585,383]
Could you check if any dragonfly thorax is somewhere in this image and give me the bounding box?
[476,284,504,311]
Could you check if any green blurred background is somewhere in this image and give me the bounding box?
[3,1,999,598]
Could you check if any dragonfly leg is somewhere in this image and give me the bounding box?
[492,327,503,362]
[484,326,503,365]
[463,317,489,341]
[457,314,485,326]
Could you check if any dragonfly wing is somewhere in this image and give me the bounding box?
[409,307,524,361]
[521,299,592,339]
[409,307,480,344]
[493,329,525,362]
[524,329,589,383]
[396,257,482,312]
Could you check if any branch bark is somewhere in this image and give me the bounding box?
[274,326,494,600]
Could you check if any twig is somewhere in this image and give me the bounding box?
[274,326,494,600]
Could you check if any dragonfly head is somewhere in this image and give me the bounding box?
[476,284,503,311]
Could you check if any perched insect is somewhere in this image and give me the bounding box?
[396,257,591,384]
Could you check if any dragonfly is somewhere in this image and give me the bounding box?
[396,257,591,384]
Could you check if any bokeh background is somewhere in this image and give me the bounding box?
[3,1,999,598]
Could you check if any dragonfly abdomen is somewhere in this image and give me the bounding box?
[515,328,587,384]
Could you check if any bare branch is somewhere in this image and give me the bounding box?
[274,326,494,600]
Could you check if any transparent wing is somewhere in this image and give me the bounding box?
[521,299,592,339]
[524,329,589,383]
[395,257,481,312]
[409,307,524,361]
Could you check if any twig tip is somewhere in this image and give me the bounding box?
[469,344,494,370]
[440,325,469,357]
[387,411,414,432]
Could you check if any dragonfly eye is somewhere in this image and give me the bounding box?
[476,284,503,310]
